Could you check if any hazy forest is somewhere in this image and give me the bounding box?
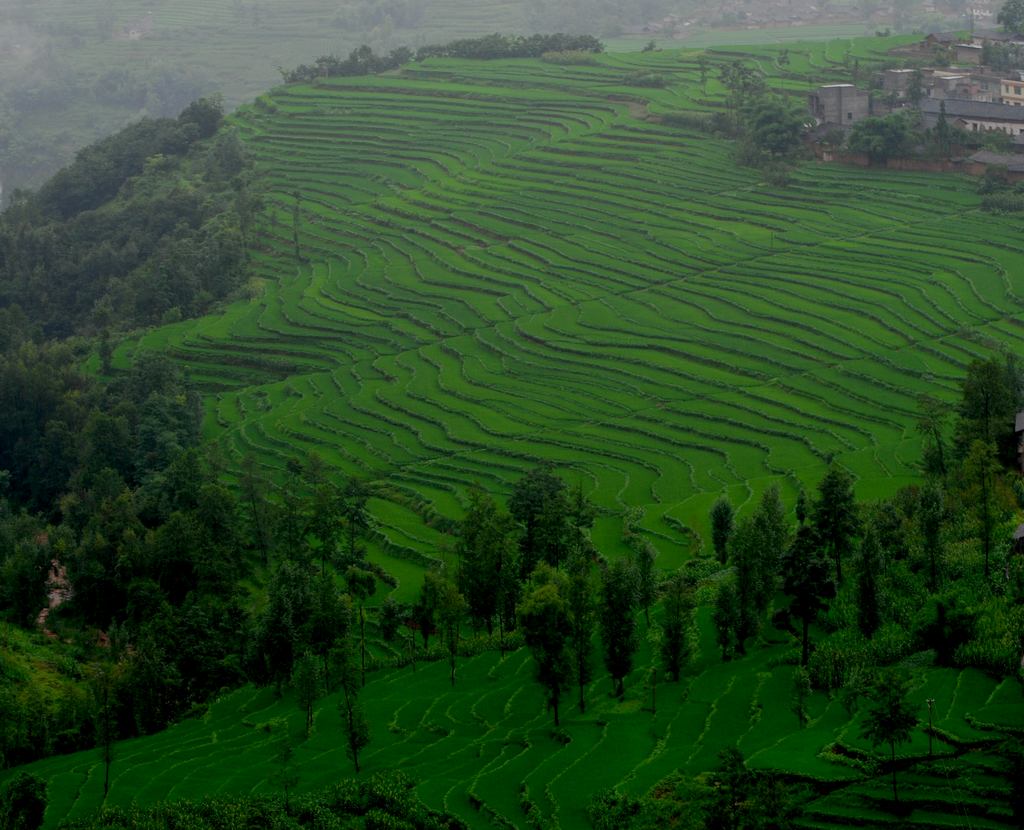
[1,1,1024,829]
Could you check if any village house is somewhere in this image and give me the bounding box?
[921,97,1024,134]
[808,83,871,125]
[1001,73,1024,105]
[955,43,984,64]
[882,68,917,98]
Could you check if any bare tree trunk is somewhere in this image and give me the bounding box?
[891,742,898,802]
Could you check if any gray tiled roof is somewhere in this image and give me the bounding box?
[969,151,1024,171]
[921,98,1024,121]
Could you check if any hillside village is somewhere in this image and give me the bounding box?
[808,28,1024,172]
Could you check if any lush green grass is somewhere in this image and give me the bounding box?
[7,623,1021,829]
[113,39,1024,590]
[604,26,912,51]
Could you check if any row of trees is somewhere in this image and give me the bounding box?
[3,352,1022,793]
[282,34,604,83]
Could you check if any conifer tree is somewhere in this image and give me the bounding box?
[599,559,638,697]
[813,465,859,585]
[293,650,321,738]
[660,571,695,681]
[710,497,734,563]
[782,525,834,666]
[861,670,918,803]
[519,565,572,726]
[566,548,597,713]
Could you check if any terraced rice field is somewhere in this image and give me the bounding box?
[12,613,1023,829]
[120,39,1024,580]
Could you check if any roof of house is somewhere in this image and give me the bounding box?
[921,97,1024,121]
[1016,409,1024,432]
[1014,523,1024,541]
[927,31,964,43]
[969,151,1024,171]
[974,29,1021,42]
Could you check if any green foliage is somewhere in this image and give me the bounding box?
[712,581,740,662]
[599,558,638,697]
[783,525,835,666]
[659,572,695,681]
[456,489,518,635]
[509,467,569,576]
[860,669,918,801]
[998,0,1024,32]
[565,549,598,712]
[710,497,734,564]
[623,71,667,88]
[518,564,573,726]
[58,774,464,830]
[955,355,1020,459]
[541,50,599,66]
[739,97,807,163]
[416,33,603,61]
[0,773,46,830]
[0,100,257,339]
[704,748,802,829]
[848,112,915,162]
[813,465,860,585]
[293,651,321,737]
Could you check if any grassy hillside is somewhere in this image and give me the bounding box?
[109,35,1019,585]
[8,611,1023,829]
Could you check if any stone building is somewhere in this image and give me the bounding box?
[807,84,871,126]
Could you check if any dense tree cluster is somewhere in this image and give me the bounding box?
[55,772,466,830]
[0,98,260,338]
[282,34,604,83]
[1,349,1023,823]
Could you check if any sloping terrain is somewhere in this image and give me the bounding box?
[12,614,1023,829]
[121,39,1024,574]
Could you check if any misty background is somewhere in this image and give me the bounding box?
[0,0,976,204]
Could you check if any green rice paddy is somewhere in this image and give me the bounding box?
[119,37,1024,582]
[10,613,1022,829]
[8,37,1024,830]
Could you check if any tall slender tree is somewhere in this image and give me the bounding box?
[813,465,860,585]
[861,670,918,803]
[293,650,321,738]
[660,571,695,681]
[345,567,376,687]
[456,490,518,637]
[566,548,597,713]
[710,497,734,564]
[340,478,370,565]
[599,559,638,697]
[782,525,834,666]
[337,630,369,774]
[436,579,467,686]
[919,482,944,591]
[712,580,740,662]
[519,565,572,726]
[509,466,568,579]
[856,526,882,638]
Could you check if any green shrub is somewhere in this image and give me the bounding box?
[541,50,598,65]
[622,71,666,88]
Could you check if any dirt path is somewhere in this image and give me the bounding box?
[37,560,71,639]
